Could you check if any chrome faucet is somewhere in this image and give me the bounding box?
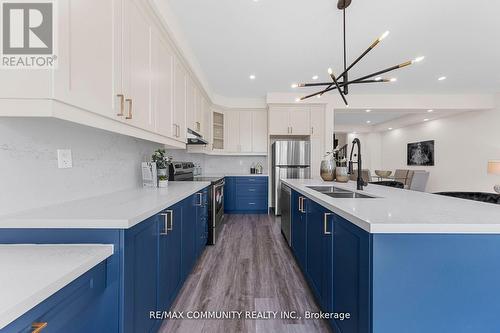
[348,138,367,191]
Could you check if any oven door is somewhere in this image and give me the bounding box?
[212,180,225,244]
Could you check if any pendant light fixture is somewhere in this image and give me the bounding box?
[292,0,425,106]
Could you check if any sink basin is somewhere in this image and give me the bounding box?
[325,192,375,199]
[307,186,375,199]
[307,186,352,193]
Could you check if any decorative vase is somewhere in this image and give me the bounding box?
[335,167,349,183]
[157,168,167,177]
[320,159,335,181]
[158,180,168,188]
[494,185,500,194]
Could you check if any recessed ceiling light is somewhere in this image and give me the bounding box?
[390,78,397,82]
[295,98,301,102]
[366,120,371,124]
[427,109,434,113]
[249,74,256,80]
[366,109,372,113]
[424,118,429,122]
[291,83,298,88]
[312,75,319,80]
[388,127,393,130]
[438,76,447,81]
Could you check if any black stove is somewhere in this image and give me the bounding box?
[169,162,225,245]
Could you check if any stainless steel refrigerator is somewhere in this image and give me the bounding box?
[272,140,311,215]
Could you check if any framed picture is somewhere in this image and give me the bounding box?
[407,140,434,166]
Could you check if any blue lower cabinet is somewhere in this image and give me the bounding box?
[157,202,182,312]
[332,215,371,333]
[225,176,269,214]
[181,195,197,280]
[3,262,107,333]
[195,188,209,258]
[291,191,307,271]
[124,216,159,333]
[305,199,333,312]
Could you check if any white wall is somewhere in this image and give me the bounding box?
[168,150,268,175]
[0,118,160,216]
[346,132,382,175]
[380,107,500,193]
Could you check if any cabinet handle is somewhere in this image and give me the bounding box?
[116,94,124,116]
[196,122,200,132]
[125,99,133,119]
[291,127,293,134]
[32,322,48,333]
[298,197,303,213]
[248,189,256,192]
[196,193,203,206]
[176,124,181,138]
[160,210,173,235]
[324,213,333,235]
[311,127,314,135]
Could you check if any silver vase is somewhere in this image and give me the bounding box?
[320,159,335,181]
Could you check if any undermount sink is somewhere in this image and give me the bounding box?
[307,186,375,199]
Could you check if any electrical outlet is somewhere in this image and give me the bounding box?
[57,149,73,168]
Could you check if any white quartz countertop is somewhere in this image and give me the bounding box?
[0,244,114,329]
[283,179,500,234]
[0,182,210,229]
[201,173,268,177]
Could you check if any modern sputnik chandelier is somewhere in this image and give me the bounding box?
[292,0,424,106]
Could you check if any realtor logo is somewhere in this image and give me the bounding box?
[1,0,57,68]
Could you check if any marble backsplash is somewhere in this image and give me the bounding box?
[0,118,161,216]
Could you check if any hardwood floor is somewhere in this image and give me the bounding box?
[159,214,331,333]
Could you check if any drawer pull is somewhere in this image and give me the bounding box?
[248,189,256,192]
[248,202,256,205]
[324,213,333,235]
[160,210,173,235]
[196,193,203,206]
[32,322,48,333]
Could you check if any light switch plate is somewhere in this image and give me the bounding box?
[57,149,73,168]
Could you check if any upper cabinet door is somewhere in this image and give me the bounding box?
[173,59,187,142]
[151,29,173,138]
[224,111,240,152]
[54,0,119,118]
[268,107,290,135]
[195,88,203,133]
[310,105,325,138]
[123,0,153,131]
[289,106,311,135]
[239,111,253,153]
[252,111,268,153]
[186,77,195,132]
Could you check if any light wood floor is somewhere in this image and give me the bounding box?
[159,214,331,333]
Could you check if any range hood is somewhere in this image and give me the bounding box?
[187,128,208,145]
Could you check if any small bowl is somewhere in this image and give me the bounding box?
[375,170,392,178]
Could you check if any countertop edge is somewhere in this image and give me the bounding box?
[0,244,114,330]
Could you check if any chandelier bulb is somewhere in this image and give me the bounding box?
[378,31,390,42]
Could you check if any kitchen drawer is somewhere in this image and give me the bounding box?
[5,261,107,333]
[236,183,267,197]
[236,197,268,211]
[234,176,268,185]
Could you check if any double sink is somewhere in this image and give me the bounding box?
[307,186,375,199]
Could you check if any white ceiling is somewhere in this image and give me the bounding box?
[167,0,500,99]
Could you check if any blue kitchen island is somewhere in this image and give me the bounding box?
[283,178,500,333]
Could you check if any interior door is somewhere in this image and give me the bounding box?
[123,0,152,130]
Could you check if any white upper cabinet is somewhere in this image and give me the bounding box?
[309,105,327,179]
[310,105,325,138]
[186,77,196,132]
[252,111,268,153]
[224,111,240,152]
[122,0,153,131]
[151,29,174,138]
[239,111,253,153]
[173,59,187,142]
[54,0,120,118]
[268,106,311,135]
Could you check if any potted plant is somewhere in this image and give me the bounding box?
[152,149,168,177]
[158,175,168,188]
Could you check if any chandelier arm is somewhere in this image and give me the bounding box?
[300,78,390,101]
[330,72,349,106]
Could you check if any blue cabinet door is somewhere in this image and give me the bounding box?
[224,177,236,212]
[291,190,307,271]
[181,195,197,280]
[332,215,371,333]
[158,202,183,312]
[195,188,209,258]
[124,216,159,333]
[306,199,334,312]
